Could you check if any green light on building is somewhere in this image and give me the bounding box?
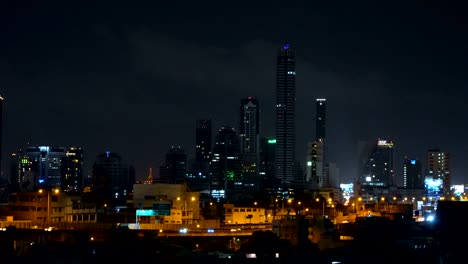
[226,171,235,180]
[268,139,277,144]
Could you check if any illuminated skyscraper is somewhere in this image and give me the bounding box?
[9,146,83,191]
[187,119,212,191]
[195,119,212,163]
[360,139,394,187]
[306,141,324,188]
[61,147,84,192]
[25,146,66,187]
[210,126,242,198]
[259,137,277,189]
[275,43,296,189]
[306,99,328,189]
[9,150,36,191]
[403,157,423,189]
[316,98,327,140]
[239,96,260,189]
[426,148,450,196]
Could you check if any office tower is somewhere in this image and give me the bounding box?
[360,139,394,187]
[159,146,187,184]
[9,150,37,191]
[187,119,212,191]
[93,151,133,204]
[9,146,82,190]
[309,98,329,188]
[25,146,66,188]
[403,157,423,189]
[0,95,3,178]
[306,141,323,189]
[275,43,296,189]
[239,96,260,189]
[316,98,327,140]
[195,119,212,163]
[426,148,450,196]
[209,126,242,199]
[60,147,84,192]
[259,137,277,189]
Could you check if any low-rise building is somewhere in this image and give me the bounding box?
[127,183,201,226]
[223,203,271,225]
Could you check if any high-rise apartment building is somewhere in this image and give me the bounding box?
[426,148,450,196]
[239,96,260,189]
[159,146,187,184]
[275,43,296,189]
[61,147,84,192]
[259,137,277,189]
[403,157,423,189]
[306,99,328,189]
[195,119,212,163]
[306,141,325,188]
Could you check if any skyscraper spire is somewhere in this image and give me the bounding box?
[146,167,153,183]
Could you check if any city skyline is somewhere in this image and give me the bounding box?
[1,3,467,185]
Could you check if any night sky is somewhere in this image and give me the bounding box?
[1,2,467,185]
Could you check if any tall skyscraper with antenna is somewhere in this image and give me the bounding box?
[275,43,296,190]
[239,96,260,189]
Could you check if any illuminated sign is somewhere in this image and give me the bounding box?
[377,140,393,147]
[136,209,156,216]
[268,139,277,144]
[411,160,416,165]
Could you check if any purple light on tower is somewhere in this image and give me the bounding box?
[283,43,290,50]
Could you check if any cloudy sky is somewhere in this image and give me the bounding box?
[1,1,467,185]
